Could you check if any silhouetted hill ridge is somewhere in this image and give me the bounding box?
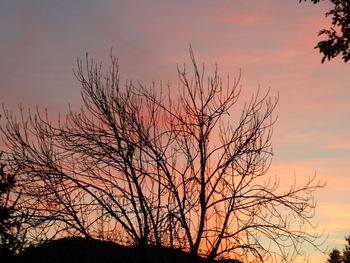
[12,237,242,263]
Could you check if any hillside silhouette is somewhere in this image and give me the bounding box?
[13,237,242,263]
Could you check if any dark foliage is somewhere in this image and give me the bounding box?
[343,237,350,263]
[0,152,20,257]
[327,249,343,263]
[300,0,350,62]
[325,236,350,263]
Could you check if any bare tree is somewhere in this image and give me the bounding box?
[0,50,323,262]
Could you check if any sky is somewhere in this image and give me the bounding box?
[0,0,349,262]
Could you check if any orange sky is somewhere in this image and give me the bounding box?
[0,1,349,262]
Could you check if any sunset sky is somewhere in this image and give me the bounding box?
[0,1,349,262]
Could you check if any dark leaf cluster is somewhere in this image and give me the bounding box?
[300,0,350,62]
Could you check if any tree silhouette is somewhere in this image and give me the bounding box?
[343,237,350,263]
[325,236,350,263]
[0,151,22,258]
[0,51,324,263]
[299,0,350,63]
[327,249,343,263]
